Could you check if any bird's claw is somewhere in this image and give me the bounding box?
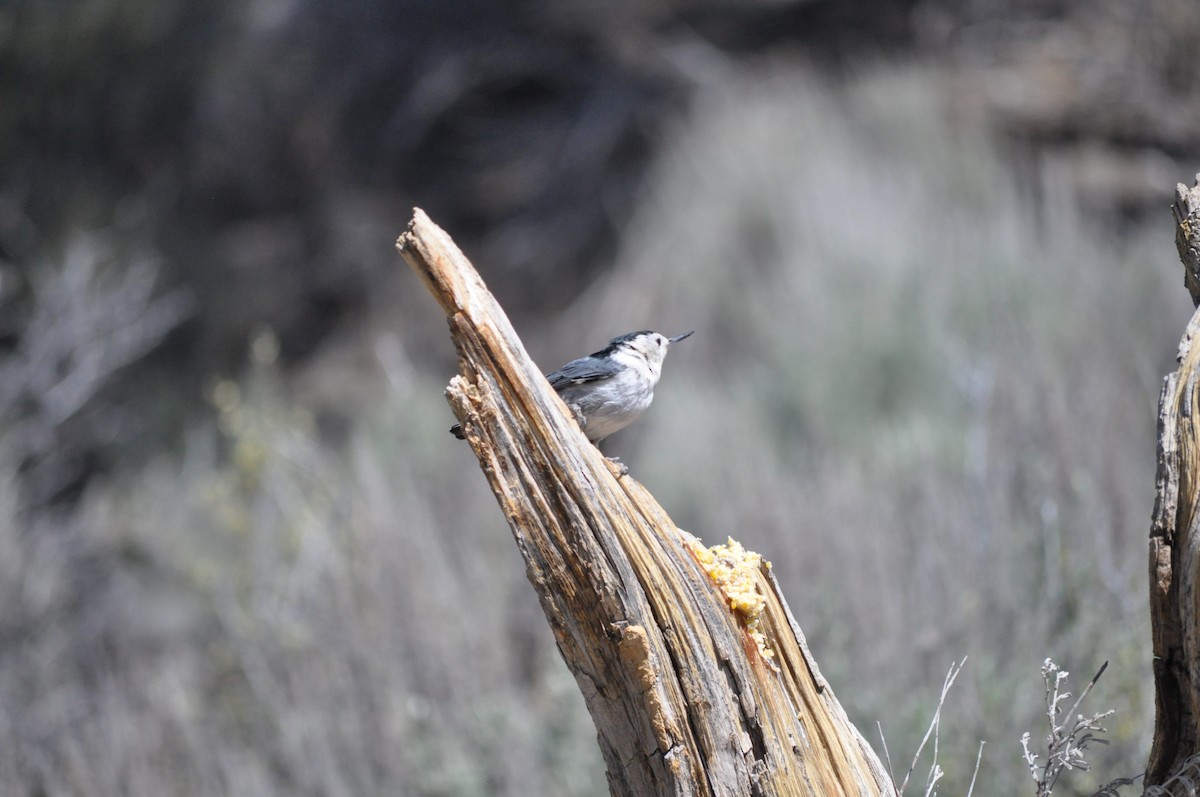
[605,456,629,477]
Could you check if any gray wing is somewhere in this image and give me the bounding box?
[546,356,621,391]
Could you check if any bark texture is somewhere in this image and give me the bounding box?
[1147,175,1200,789]
[397,209,891,797]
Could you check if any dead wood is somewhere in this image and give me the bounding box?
[397,209,891,797]
[1147,175,1200,790]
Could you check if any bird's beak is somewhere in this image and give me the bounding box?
[668,331,694,346]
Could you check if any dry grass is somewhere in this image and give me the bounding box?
[0,64,1187,795]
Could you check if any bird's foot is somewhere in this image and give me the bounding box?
[604,456,629,477]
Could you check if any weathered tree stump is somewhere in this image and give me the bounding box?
[397,209,891,796]
[1147,175,1200,791]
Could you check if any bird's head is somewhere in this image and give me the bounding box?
[607,329,693,370]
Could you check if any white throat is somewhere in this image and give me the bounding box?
[612,347,662,385]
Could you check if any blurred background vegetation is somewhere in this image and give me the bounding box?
[2,0,1199,794]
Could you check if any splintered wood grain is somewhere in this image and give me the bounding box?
[1175,176,1200,308]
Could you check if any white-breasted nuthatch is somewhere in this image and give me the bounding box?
[450,330,694,444]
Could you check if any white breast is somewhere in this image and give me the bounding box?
[559,350,661,442]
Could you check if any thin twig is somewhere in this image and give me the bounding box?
[1063,661,1108,728]
[899,658,966,794]
[878,720,898,795]
[965,741,985,797]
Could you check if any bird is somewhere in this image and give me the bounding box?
[450,330,694,444]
